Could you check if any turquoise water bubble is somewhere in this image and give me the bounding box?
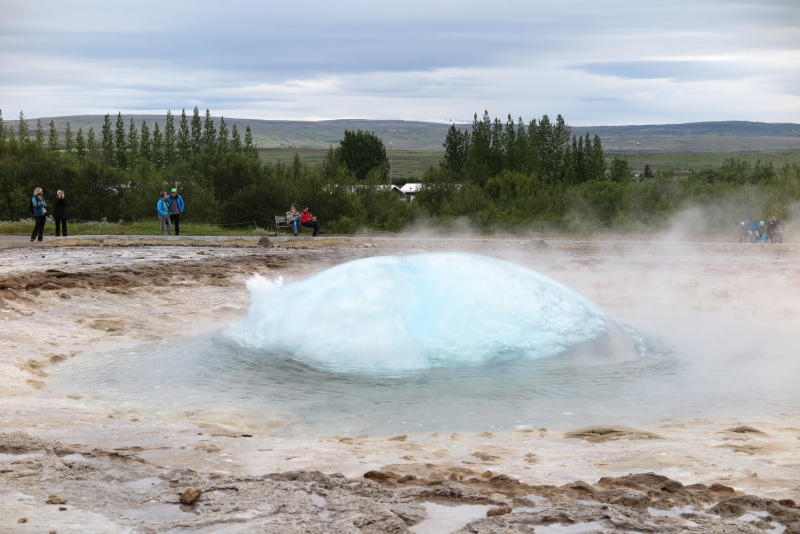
[227,253,635,372]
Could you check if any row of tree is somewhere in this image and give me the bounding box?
[0,108,798,234]
[441,112,606,185]
[0,108,259,169]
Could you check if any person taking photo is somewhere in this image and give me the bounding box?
[54,190,68,237]
[30,187,47,242]
[767,215,784,243]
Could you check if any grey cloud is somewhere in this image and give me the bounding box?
[574,60,763,82]
[1,0,799,122]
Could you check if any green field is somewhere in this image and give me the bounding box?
[258,148,444,181]
[614,151,800,177]
[259,148,800,182]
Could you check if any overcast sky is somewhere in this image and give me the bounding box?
[1,0,798,124]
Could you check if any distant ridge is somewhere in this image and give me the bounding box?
[4,116,800,152]
[574,121,800,138]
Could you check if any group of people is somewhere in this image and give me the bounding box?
[28,188,325,241]
[285,204,324,236]
[29,187,186,241]
[29,188,787,244]
[740,216,784,243]
[30,188,68,242]
[155,189,185,236]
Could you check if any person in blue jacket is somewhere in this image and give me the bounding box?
[742,217,759,243]
[156,192,173,236]
[166,188,184,236]
[30,187,48,242]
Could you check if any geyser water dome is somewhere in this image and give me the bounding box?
[229,253,635,371]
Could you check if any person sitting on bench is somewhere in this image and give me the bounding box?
[767,215,784,243]
[285,203,302,236]
[742,217,759,243]
[300,206,324,237]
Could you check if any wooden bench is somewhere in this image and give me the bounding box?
[274,215,291,236]
[274,215,317,236]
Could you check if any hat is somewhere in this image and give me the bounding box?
[171,188,177,193]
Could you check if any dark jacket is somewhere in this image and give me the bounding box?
[768,219,783,233]
[54,197,68,220]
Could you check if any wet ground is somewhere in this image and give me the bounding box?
[1,238,799,533]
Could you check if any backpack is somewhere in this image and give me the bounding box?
[29,199,35,214]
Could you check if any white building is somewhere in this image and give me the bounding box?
[400,183,424,202]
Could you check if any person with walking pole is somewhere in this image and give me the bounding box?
[167,188,184,236]
[30,187,47,242]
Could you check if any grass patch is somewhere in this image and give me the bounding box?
[613,151,800,177]
[259,148,800,181]
[258,148,444,181]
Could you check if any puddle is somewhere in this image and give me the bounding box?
[409,502,493,534]
[122,476,164,491]
[740,511,769,522]
[310,493,326,507]
[534,523,607,533]
[60,453,89,462]
[114,503,196,522]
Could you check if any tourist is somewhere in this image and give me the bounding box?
[157,192,173,236]
[167,188,184,236]
[767,215,784,243]
[738,220,748,243]
[285,203,302,236]
[300,206,324,237]
[742,217,759,243]
[30,187,47,242]
[53,190,68,237]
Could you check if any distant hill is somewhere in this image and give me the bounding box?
[573,121,800,153]
[576,121,800,138]
[4,116,800,152]
[2,115,451,150]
